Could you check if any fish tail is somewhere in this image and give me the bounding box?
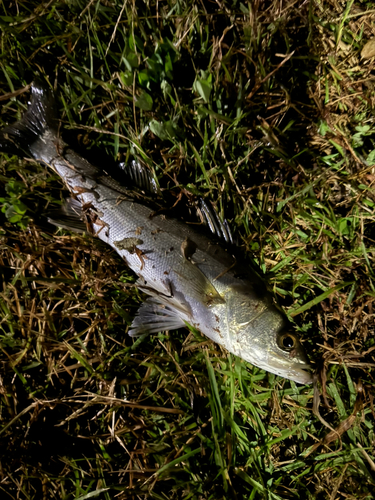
[0,80,56,157]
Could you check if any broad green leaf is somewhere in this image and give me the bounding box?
[135,91,153,111]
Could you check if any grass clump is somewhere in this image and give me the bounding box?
[0,1,374,499]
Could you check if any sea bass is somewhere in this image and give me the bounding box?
[0,82,312,384]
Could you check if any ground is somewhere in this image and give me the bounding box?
[0,1,374,499]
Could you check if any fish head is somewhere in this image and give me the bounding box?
[250,325,313,385]
[225,285,312,384]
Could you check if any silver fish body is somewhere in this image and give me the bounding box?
[0,82,312,384]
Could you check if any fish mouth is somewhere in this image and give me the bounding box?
[264,351,313,384]
[287,362,313,385]
[269,343,313,385]
[266,361,312,385]
[237,344,313,384]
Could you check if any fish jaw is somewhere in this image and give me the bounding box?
[230,331,312,384]
[213,285,313,385]
[244,345,312,384]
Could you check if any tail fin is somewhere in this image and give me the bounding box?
[0,80,56,157]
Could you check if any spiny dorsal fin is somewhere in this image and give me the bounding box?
[117,160,160,196]
[198,199,234,245]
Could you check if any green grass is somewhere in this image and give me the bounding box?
[0,0,375,499]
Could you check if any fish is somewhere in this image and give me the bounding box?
[0,81,312,384]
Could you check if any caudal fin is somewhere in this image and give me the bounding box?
[0,80,56,157]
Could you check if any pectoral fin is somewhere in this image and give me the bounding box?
[176,258,225,307]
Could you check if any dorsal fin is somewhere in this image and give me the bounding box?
[198,199,234,245]
[117,160,160,195]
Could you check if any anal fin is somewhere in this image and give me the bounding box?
[48,197,87,233]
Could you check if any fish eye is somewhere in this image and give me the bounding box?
[278,333,297,351]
